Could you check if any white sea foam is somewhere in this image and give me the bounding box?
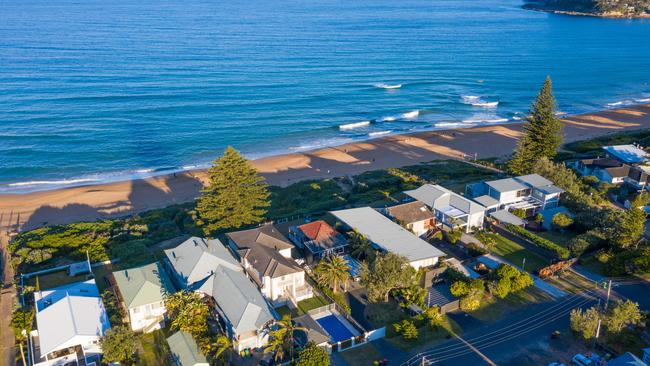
[473,101,499,108]
[461,95,499,108]
[374,83,402,89]
[401,110,420,119]
[339,120,371,130]
[606,100,636,108]
[435,122,465,128]
[381,116,397,122]
[635,98,650,103]
[368,130,392,137]
[461,95,480,103]
[462,117,509,124]
[7,178,98,187]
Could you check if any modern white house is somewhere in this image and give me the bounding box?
[30,279,110,366]
[383,201,437,237]
[164,237,275,352]
[404,184,486,233]
[330,207,446,269]
[466,174,564,217]
[227,224,313,305]
[112,262,174,333]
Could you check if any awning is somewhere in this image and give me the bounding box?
[490,209,526,226]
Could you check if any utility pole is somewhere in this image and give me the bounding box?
[604,279,612,311]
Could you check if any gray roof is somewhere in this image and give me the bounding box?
[164,237,241,287]
[113,262,175,309]
[607,352,647,366]
[227,225,302,280]
[405,184,486,215]
[34,279,110,356]
[603,144,649,164]
[294,314,330,346]
[330,207,445,263]
[198,266,274,335]
[167,331,208,366]
[485,178,528,193]
[385,201,435,224]
[490,210,526,226]
[473,195,500,208]
[514,174,553,188]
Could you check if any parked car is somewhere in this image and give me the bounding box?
[572,354,594,366]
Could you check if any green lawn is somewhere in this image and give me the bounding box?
[489,233,549,271]
[339,343,384,366]
[469,286,554,322]
[578,253,607,276]
[386,316,462,351]
[25,262,115,291]
[364,300,408,329]
[536,230,577,248]
[137,330,171,366]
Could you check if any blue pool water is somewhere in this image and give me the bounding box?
[1,0,650,192]
[316,314,356,342]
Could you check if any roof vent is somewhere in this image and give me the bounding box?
[125,270,129,280]
[172,251,176,258]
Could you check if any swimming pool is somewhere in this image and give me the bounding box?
[316,314,356,343]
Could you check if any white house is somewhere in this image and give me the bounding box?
[383,201,437,237]
[112,262,175,333]
[404,184,486,233]
[227,224,313,305]
[30,279,110,366]
[466,174,564,217]
[330,207,446,269]
[572,157,629,184]
[164,237,275,352]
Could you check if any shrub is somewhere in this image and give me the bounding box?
[466,242,488,257]
[568,237,591,257]
[512,208,526,219]
[393,319,418,341]
[505,224,570,259]
[444,230,462,245]
[552,213,573,230]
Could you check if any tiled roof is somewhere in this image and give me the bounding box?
[385,201,435,224]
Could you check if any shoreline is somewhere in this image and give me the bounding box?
[522,4,650,19]
[1,104,649,232]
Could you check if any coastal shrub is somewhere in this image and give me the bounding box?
[488,264,534,299]
[268,179,345,218]
[505,223,570,259]
[466,242,488,257]
[512,208,526,219]
[444,230,462,245]
[393,319,418,341]
[568,237,591,257]
[552,213,573,230]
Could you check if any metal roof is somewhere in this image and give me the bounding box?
[34,279,110,356]
[330,207,445,263]
[473,195,500,208]
[167,331,208,366]
[485,178,528,193]
[489,210,526,226]
[514,174,553,188]
[404,184,485,215]
[113,262,175,309]
[164,237,241,287]
[603,144,649,164]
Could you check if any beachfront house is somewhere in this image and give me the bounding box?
[30,279,110,366]
[382,201,437,237]
[288,220,348,264]
[404,184,486,233]
[572,157,630,184]
[167,330,209,366]
[466,174,564,218]
[570,145,650,190]
[330,207,445,269]
[164,237,275,352]
[602,144,649,165]
[112,262,174,333]
[227,224,313,305]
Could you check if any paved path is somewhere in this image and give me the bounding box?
[477,254,567,298]
[0,229,16,366]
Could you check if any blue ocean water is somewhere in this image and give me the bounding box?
[1,0,649,193]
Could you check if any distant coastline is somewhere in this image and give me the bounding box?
[523,1,650,18]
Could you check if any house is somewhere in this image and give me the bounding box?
[603,144,649,165]
[607,352,648,366]
[112,262,175,333]
[289,220,348,263]
[164,237,275,352]
[572,157,629,184]
[227,224,312,304]
[466,174,564,217]
[167,331,209,366]
[30,279,110,366]
[330,207,445,269]
[383,201,436,237]
[404,184,486,233]
[626,165,650,190]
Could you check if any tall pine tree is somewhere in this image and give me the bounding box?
[508,77,563,175]
[196,146,270,235]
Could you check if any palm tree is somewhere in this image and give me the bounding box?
[264,315,307,362]
[200,334,231,365]
[348,230,376,262]
[315,255,350,293]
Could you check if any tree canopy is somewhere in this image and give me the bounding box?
[296,342,330,366]
[165,291,209,337]
[360,252,417,302]
[605,300,642,333]
[196,146,270,235]
[99,326,138,365]
[508,77,563,175]
[314,255,350,293]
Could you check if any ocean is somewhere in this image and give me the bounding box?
[1,0,649,193]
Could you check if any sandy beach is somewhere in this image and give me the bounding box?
[1,104,649,232]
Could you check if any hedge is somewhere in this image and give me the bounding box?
[504,224,570,259]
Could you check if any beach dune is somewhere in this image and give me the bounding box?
[1,104,649,232]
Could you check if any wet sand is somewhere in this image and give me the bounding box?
[1,104,649,232]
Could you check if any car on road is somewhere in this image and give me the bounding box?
[571,354,594,366]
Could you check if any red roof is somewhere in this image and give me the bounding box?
[297,220,337,241]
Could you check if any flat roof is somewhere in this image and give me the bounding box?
[330,207,445,263]
[486,178,528,193]
[603,144,649,164]
[490,209,526,226]
[473,195,500,208]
